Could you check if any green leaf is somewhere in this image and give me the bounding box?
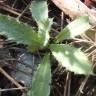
[30,0,48,24]
[38,19,53,46]
[28,54,51,96]
[56,16,91,43]
[50,44,93,75]
[0,14,43,52]
[30,0,53,46]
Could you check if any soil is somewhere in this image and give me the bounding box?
[0,0,96,96]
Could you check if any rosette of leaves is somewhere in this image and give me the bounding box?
[0,0,93,96]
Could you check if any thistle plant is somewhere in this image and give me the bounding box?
[0,0,93,96]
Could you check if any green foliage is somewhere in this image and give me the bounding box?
[31,0,48,23]
[30,0,53,46]
[0,0,94,96]
[0,14,43,52]
[28,54,51,96]
[56,16,91,43]
[50,44,93,74]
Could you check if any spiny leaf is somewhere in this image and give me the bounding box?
[50,44,93,75]
[30,0,52,46]
[56,16,91,43]
[30,0,48,23]
[28,54,51,96]
[38,18,53,46]
[0,14,43,52]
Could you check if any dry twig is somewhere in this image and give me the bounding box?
[0,67,23,88]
